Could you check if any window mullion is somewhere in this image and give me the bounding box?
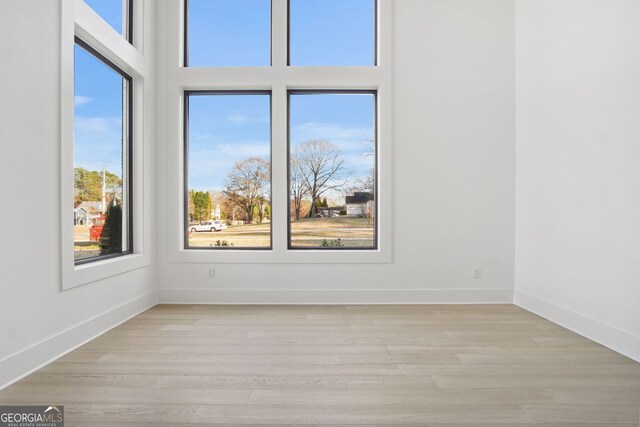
[271,0,288,69]
[271,84,288,254]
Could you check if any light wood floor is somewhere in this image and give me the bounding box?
[1,304,639,425]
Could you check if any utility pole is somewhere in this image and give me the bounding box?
[101,167,106,214]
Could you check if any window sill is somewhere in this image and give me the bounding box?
[167,248,391,264]
[62,252,150,290]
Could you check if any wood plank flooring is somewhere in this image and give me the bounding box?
[1,304,639,425]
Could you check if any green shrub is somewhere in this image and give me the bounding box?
[321,238,343,247]
[212,240,234,247]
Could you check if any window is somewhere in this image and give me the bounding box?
[172,0,390,262]
[73,38,132,263]
[289,91,376,249]
[184,92,271,249]
[61,0,147,288]
[289,0,376,66]
[184,0,271,67]
[84,0,133,42]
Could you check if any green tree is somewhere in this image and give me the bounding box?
[188,189,195,221]
[322,198,329,208]
[74,167,122,206]
[191,190,212,222]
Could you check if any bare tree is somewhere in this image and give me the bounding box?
[224,157,270,224]
[294,140,349,218]
[290,157,308,221]
[356,169,375,194]
[357,136,375,194]
[362,136,375,158]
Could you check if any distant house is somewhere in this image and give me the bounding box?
[74,201,103,225]
[211,203,221,220]
[345,192,375,216]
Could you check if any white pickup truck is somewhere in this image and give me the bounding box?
[189,220,227,232]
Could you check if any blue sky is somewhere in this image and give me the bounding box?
[188,93,375,199]
[290,93,375,201]
[84,0,123,35]
[188,0,271,67]
[74,44,125,179]
[188,0,374,66]
[188,94,271,191]
[290,0,375,65]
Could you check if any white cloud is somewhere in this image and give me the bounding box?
[227,113,250,124]
[291,122,373,148]
[226,112,270,124]
[74,96,92,107]
[75,116,115,133]
[74,116,124,174]
[342,152,375,169]
[216,142,270,157]
[190,132,211,141]
[187,141,270,190]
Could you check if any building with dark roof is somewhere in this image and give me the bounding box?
[345,192,375,216]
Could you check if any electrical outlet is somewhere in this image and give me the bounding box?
[207,267,216,279]
[472,267,481,279]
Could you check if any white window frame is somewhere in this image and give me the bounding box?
[60,0,150,289]
[163,0,392,264]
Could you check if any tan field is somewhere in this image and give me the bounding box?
[74,218,375,257]
[74,225,101,261]
[189,222,272,248]
[188,217,375,248]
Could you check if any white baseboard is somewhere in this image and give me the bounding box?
[0,291,158,391]
[158,288,514,305]
[514,290,640,362]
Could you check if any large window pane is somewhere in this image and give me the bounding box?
[186,0,271,67]
[289,0,375,66]
[185,93,271,249]
[289,92,376,249]
[74,41,131,262]
[84,0,131,40]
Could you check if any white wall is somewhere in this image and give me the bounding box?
[156,0,516,303]
[514,0,640,361]
[2,0,637,392]
[0,0,157,388]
